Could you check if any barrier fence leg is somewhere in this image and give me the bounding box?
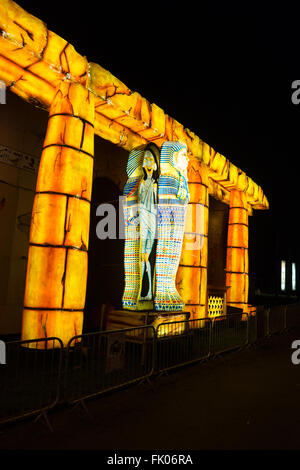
[34,410,54,433]
[71,399,93,421]
[138,375,156,392]
[283,305,287,331]
[246,314,255,349]
[152,327,168,380]
[209,319,215,359]
[246,315,250,347]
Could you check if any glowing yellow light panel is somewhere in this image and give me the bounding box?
[207,296,224,317]
[226,190,249,313]
[21,80,95,347]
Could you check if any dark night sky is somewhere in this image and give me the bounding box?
[17,1,300,260]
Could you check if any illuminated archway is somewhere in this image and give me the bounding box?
[0,0,269,346]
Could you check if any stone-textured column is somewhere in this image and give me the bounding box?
[21,80,94,347]
[176,159,209,320]
[226,190,249,312]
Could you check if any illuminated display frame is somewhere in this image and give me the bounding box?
[0,0,269,346]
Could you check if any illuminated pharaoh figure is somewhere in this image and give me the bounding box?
[122,143,160,310]
[139,150,158,301]
[154,141,189,311]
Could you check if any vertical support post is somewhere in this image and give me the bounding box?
[176,159,209,320]
[21,80,95,347]
[226,190,249,313]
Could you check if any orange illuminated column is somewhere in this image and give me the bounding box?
[226,190,249,313]
[176,159,209,320]
[21,80,95,347]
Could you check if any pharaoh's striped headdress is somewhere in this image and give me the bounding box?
[126,143,160,178]
[126,146,145,178]
[160,141,187,168]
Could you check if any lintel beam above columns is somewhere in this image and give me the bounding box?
[0,0,269,211]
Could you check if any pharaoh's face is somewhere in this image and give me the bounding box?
[143,151,157,176]
[174,147,189,172]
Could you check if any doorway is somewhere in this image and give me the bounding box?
[207,196,229,315]
[84,177,124,331]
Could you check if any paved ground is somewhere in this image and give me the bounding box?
[1,325,300,453]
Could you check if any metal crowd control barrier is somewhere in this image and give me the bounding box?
[63,325,155,404]
[0,337,63,427]
[155,313,253,373]
[286,304,300,329]
[256,305,289,338]
[256,306,269,339]
[155,317,211,373]
[1,306,297,428]
[210,313,249,356]
[269,305,286,335]
[247,313,258,344]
